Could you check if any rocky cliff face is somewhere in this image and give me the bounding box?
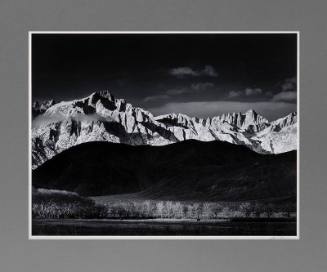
[31,91,297,169]
[32,99,57,118]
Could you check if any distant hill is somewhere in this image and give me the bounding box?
[32,140,296,201]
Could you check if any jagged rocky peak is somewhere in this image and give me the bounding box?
[32,99,56,110]
[83,90,116,110]
[88,90,115,103]
[270,112,297,131]
[282,111,297,124]
[243,109,268,124]
[42,90,154,124]
[217,109,269,133]
[245,109,257,118]
[32,99,57,118]
[44,90,120,118]
[86,90,136,114]
[155,113,193,128]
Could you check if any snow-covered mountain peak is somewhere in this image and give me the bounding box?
[243,109,268,130]
[89,90,115,101]
[245,108,256,115]
[32,99,57,118]
[155,113,194,128]
[270,112,297,132]
[155,112,189,119]
[216,109,269,133]
[31,91,298,169]
[244,109,268,122]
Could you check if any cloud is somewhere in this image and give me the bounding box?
[191,82,214,91]
[202,65,218,77]
[228,87,263,98]
[169,65,218,77]
[272,91,297,102]
[150,101,296,121]
[170,67,199,77]
[245,88,262,96]
[145,82,215,102]
[270,77,297,103]
[228,90,242,98]
[32,113,66,128]
[281,77,296,91]
[143,94,170,102]
[166,89,187,96]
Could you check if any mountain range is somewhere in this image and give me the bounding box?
[32,90,297,169]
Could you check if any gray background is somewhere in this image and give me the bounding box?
[0,0,326,271]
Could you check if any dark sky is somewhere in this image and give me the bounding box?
[32,33,297,120]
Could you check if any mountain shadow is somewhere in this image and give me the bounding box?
[32,140,296,201]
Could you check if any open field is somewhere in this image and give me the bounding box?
[32,218,296,236]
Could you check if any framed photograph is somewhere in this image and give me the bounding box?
[29,31,299,239]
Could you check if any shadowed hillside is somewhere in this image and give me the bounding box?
[32,140,296,201]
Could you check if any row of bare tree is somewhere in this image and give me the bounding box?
[103,200,296,219]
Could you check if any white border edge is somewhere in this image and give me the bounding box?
[28,31,32,240]
[297,31,300,240]
[28,31,300,240]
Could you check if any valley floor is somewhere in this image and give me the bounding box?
[31,189,297,236]
[32,218,296,236]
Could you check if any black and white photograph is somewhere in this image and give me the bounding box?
[29,32,298,238]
